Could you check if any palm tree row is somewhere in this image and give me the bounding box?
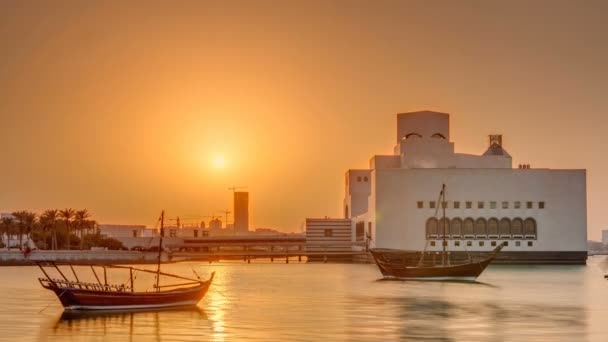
[1,208,97,250]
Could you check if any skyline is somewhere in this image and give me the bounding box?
[1,1,607,239]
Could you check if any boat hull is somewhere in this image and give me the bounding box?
[44,281,212,311]
[370,246,501,281]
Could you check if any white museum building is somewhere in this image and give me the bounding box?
[344,111,587,264]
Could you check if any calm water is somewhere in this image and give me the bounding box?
[1,256,608,341]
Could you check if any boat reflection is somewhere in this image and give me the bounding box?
[51,306,211,341]
[374,277,499,287]
[345,295,587,341]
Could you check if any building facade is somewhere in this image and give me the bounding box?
[234,192,249,234]
[344,111,587,264]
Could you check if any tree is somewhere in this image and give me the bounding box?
[12,211,31,250]
[40,209,59,250]
[74,209,91,250]
[0,217,14,249]
[23,211,36,248]
[60,208,75,250]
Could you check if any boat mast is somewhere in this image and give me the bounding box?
[155,210,164,291]
[441,184,447,266]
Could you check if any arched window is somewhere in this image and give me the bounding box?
[363,176,368,182]
[475,218,487,237]
[357,176,362,182]
[463,218,475,237]
[426,218,438,238]
[438,218,450,237]
[450,218,462,237]
[431,133,446,139]
[511,218,523,238]
[499,218,511,237]
[405,133,422,139]
[487,218,499,237]
[524,218,537,239]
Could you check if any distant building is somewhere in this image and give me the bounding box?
[305,218,352,252]
[98,224,151,238]
[208,218,222,230]
[602,230,608,246]
[234,191,249,234]
[343,110,587,264]
[253,227,284,235]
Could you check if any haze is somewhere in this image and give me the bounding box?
[1,1,607,238]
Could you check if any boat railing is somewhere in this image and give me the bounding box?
[38,277,132,292]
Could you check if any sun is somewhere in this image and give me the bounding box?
[212,155,226,169]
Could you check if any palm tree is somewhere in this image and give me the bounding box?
[41,209,60,250]
[0,217,14,250]
[11,211,29,250]
[60,208,75,250]
[74,209,91,250]
[23,211,36,248]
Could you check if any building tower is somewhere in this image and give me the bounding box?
[234,191,249,234]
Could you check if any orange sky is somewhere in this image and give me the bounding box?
[1,1,607,238]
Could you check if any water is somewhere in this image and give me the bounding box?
[1,256,608,341]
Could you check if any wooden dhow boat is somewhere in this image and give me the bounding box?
[38,211,214,310]
[370,184,503,281]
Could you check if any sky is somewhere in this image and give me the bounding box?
[1,1,607,238]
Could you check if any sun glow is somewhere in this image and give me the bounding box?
[212,155,226,169]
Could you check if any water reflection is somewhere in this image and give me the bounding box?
[375,278,499,288]
[49,306,210,342]
[346,295,587,341]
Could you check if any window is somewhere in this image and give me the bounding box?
[466,201,472,209]
[443,241,448,246]
[478,201,484,209]
[528,241,533,247]
[324,229,333,237]
[430,241,436,247]
[169,230,176,237]
[490,201,497,209]
[132,230,137,237]
[467,241,472,247]
[368,222,372,241]
[426,218,438,238]
[539,201,545,209]
[527,201,533,209]
[363,176,368,182]
[479,241,485,247]
[417,201,424,209]
[514,201,521,209]
[464,218,475,237]
[502,201,509,209]
[357,176,362,182]
[194,230,198,237]
[523,218,537,239]
[450,218,462,237]
[430,201,436,209]
[356,222,365,241]
[512,218,523,237]
[454,201,460,209]
[455,241,460,247]
[491,241,497,247]
[442,201,448,209]
[516,241,521,247]
[475,218,487,237]
[502,241,508,247]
